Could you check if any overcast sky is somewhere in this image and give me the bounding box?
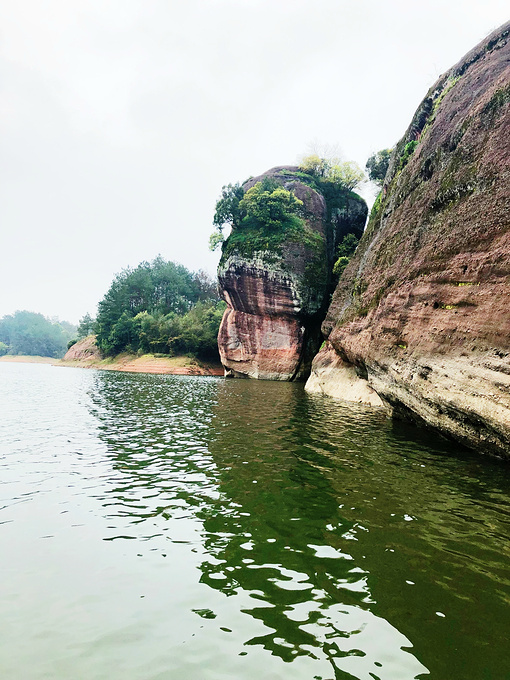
[1,1,508,323]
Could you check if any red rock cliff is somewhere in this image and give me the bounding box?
[218,166,367,380]
[306,22,510,458]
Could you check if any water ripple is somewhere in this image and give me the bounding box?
[0,364,509,679]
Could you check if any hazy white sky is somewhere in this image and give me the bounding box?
[1,0,508,323]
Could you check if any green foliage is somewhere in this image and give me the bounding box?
[0,310,72,358]
[333,256,350,277]
[325,161,365,191]
[0,341,8,356]
[77,313,96,339]
[209,231,225,251]
[240,180,304,231]
[398,140,419,171]
[221,227,286,261]
[219,179,317,262]
[336,233,359,258]
[174,301,227,359]
[299,154,365,190]
[102,301,226,359]
[299,154,329,177]
[365,149,392,185]
[210,182,246,250]
[332,233,359,278]
[67,339,78,350]
[96,256,221,357]
[370,191,383,219]
[213,182,245,230]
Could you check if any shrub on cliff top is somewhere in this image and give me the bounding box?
[210,178,306,253]
[298,154,365,191]
[240,180,304,231]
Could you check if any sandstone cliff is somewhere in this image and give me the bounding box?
[306,23,510,458]
[218,166,367,380]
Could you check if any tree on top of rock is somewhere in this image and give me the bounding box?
[209,177,305,250]
[298,154,365,191]
[240,179,304,232]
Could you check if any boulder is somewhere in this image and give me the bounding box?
[218,166,367,380]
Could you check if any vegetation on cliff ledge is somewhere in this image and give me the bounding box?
[211,176,320,259]
[211,156,366,298]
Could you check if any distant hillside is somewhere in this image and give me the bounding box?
[0,310,76,358]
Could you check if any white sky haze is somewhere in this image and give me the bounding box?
[1,0,508,322]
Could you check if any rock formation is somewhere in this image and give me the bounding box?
[63,335,101,362]
[306,22,510,458]
[218,166,367,380]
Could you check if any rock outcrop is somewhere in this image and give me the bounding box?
[306,22,510,458]
[218,166,367,380]
[63,335,101,361]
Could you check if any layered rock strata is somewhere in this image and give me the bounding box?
[306,22,510,458]
[218,166,367,380]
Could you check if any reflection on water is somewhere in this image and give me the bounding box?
[0,363,509,680]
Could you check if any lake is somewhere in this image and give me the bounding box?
[0,362,509,680]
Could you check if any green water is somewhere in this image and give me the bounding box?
[0,363,509,679]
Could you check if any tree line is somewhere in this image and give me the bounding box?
[0,311,76,358]
[80,256,225,360]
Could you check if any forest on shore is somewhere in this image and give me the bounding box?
[0,311,76,358]
[88,256,225,360]
[0,257,225,362]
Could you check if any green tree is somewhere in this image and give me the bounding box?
[336,233,359,258]
[325,161,365,191]
[210,183,246,250]
[77,313,96,339]
[240,181,304,231]
[213,182,245,230]
[365,148,393,185]
[299,154,365,191]
[298,153,329,177]
[95,257,221,357]
[171,301,226,359]
[107,312,137,355]
[0,311,69,358]
[332,233,360,279]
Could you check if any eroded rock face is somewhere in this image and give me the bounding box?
[63,335,101,361]
[305,341,384,406]
[218,166,367,380]
[306,22,510,457]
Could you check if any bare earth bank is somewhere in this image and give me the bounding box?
[0,344,223,377]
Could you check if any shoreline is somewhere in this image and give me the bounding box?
[0,354,225,376]
[0,355,57,365]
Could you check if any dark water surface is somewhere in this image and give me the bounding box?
[0,363,509,680]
